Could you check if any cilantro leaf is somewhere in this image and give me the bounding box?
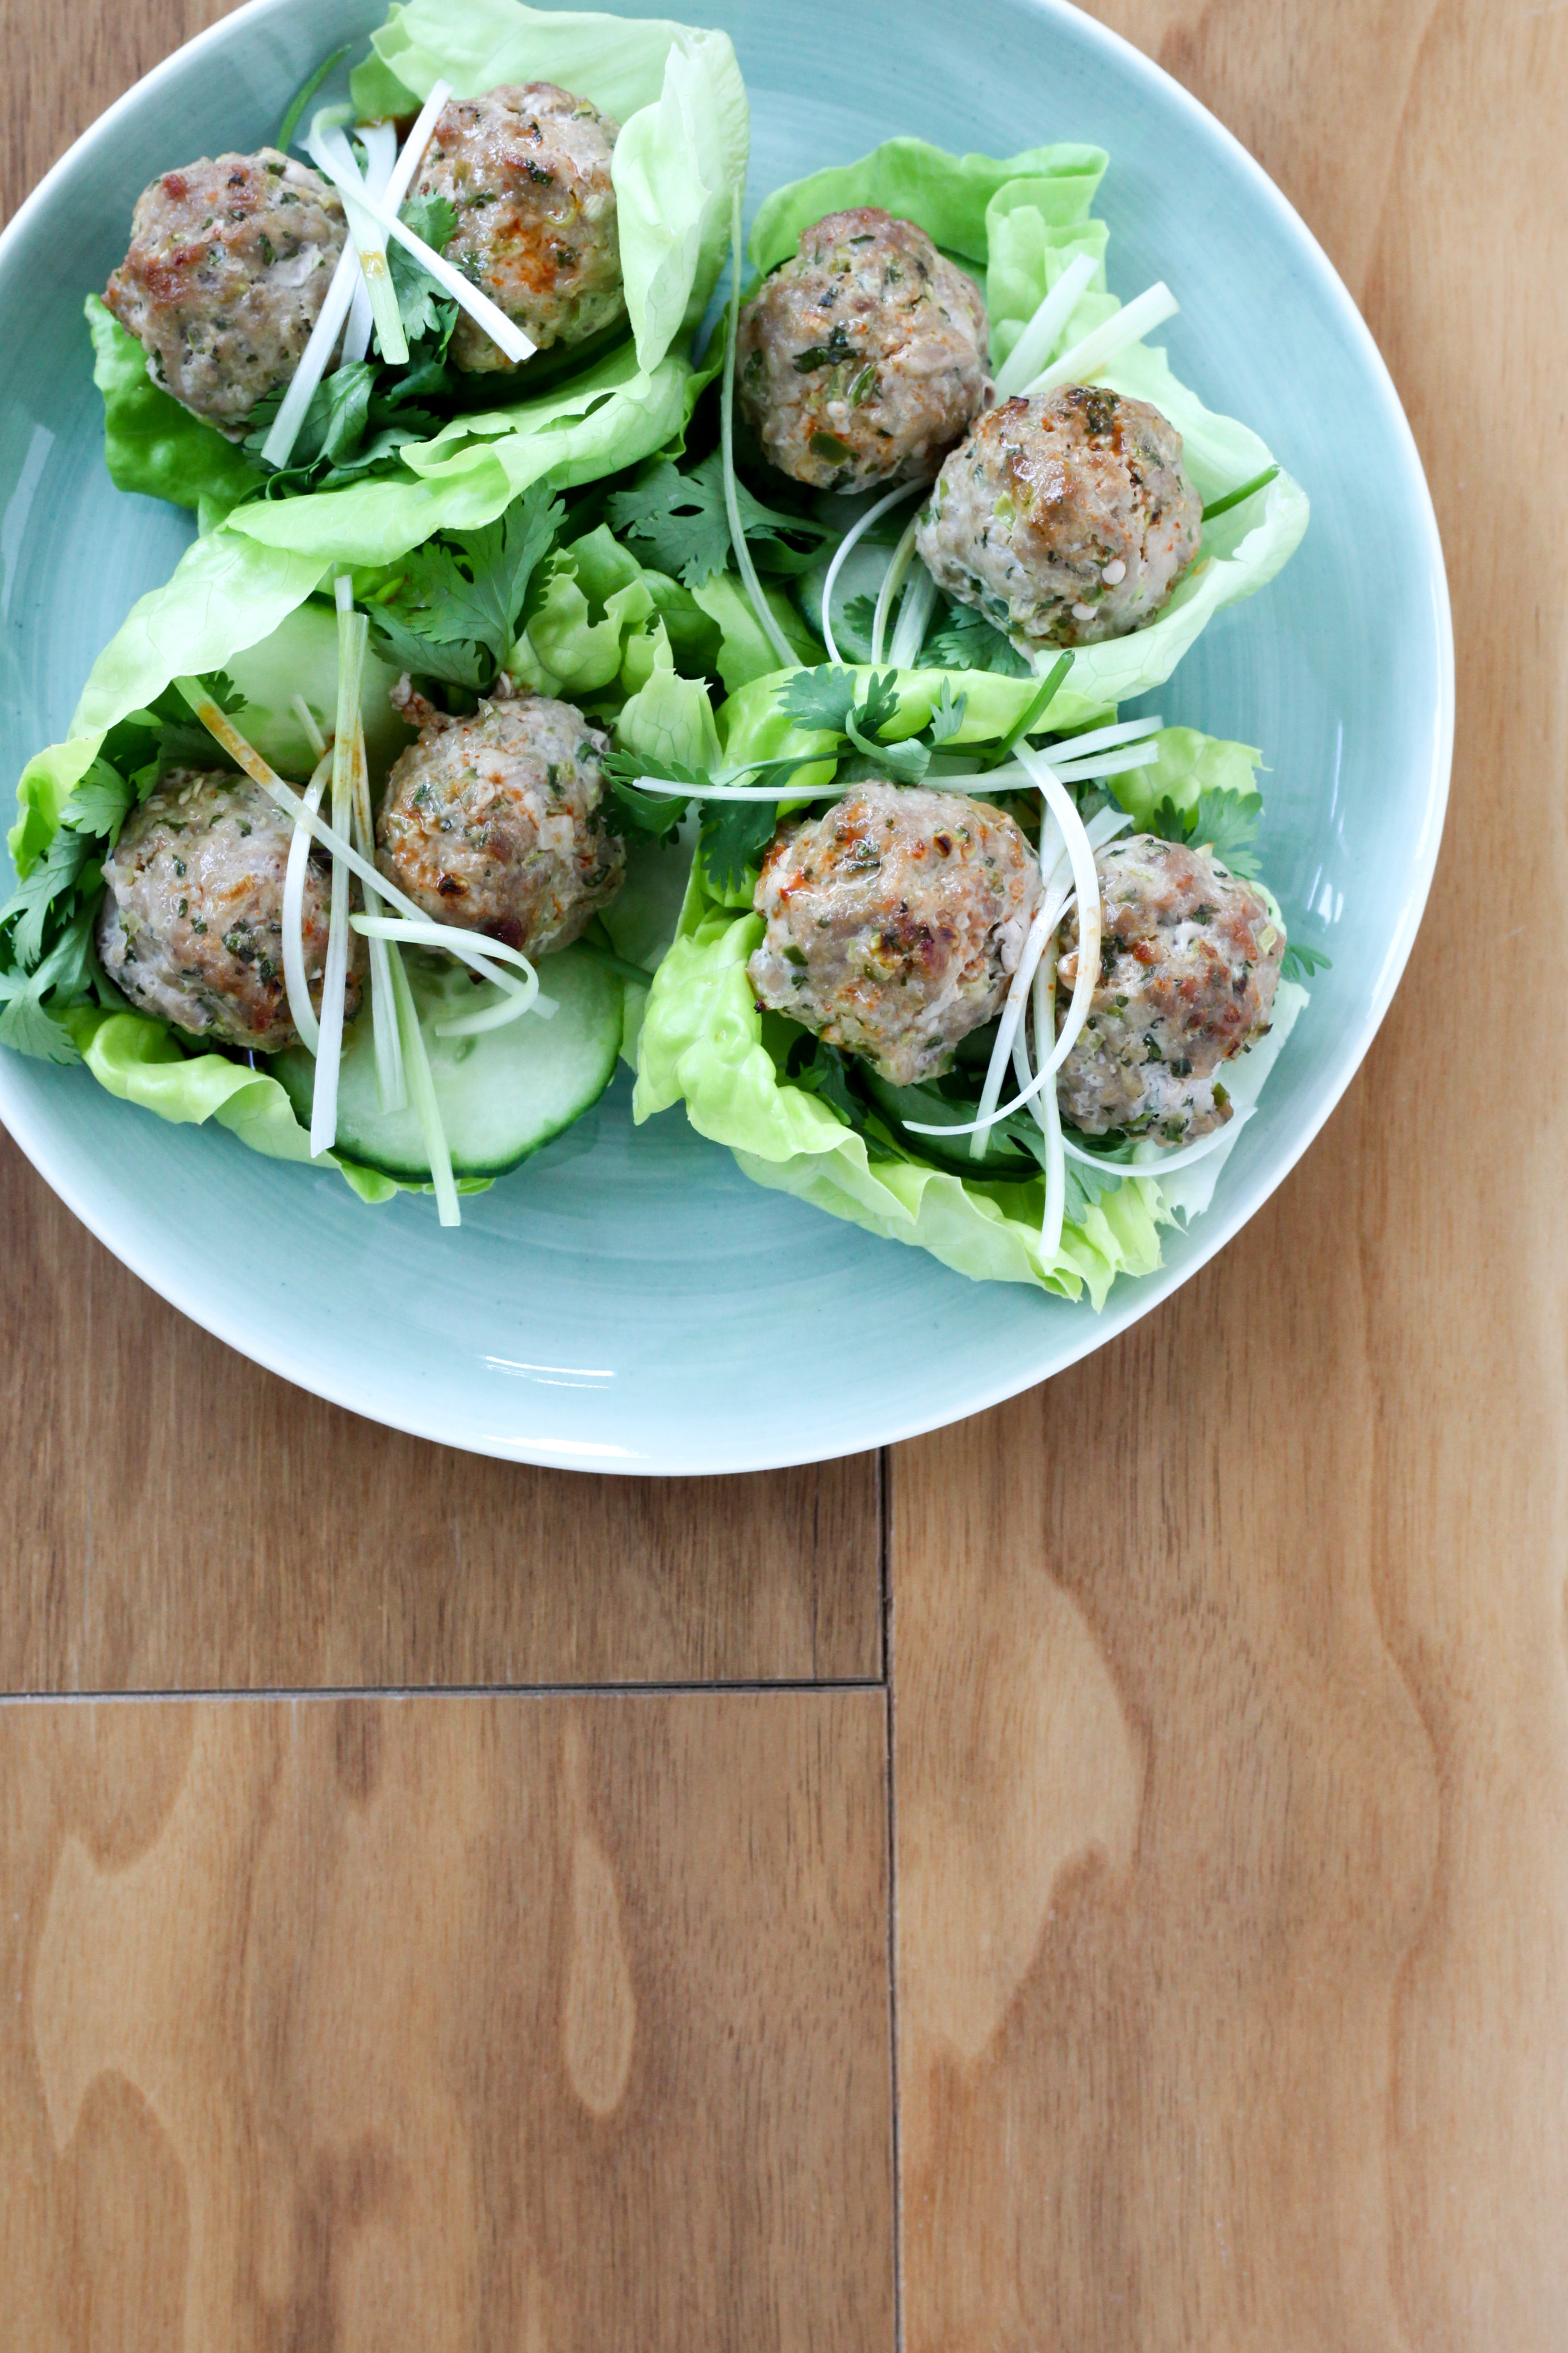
[368,483,564,684]
[922,604,1032,678]
[0,828,90,965]
[390,194,458,348]
[1145,787,1264,879]
[365,608,488,689]
[700,800,780,892]
[779,665,859,735]
[1281,938,1331,982]
[927,679,968,746]
[606,452,833,587]
[60,758,135,844]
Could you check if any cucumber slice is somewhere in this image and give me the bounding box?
[276,944,623,1181]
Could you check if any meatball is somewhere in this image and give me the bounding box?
[104,149,345,429]
[738,208,989,493]
[411,84,625,369]
[97,768,354,1053]
[917,385,1203,649]
[1053,835,1282,1142]
[748,783,1041,1087]
[376,682,624,955]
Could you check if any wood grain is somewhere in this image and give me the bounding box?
[0,0,881,1699]
[0,1136,881,1689]
[891,1,1568,2347]
[0,1691,896,2348]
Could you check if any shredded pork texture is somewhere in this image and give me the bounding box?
[1053,833,1282,1141]
[105,149,345,428]
[412,84,625,368]
[377,683,624,955]
[98,768,356,1052]
[738,208,989,493]
[918,385,1202,648]
[749,783,1042,1087]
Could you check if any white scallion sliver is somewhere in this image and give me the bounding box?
[310,585,367,1157]
[1042,713,1164,762]
[342,84,451,365]
[261,244,361,469]
[281,751,332,1054]
[720,190,797,672]
[308,115,409,365]
[993,251,1099,400]
[290,694,328,760]
[388,937,461,1226]
[1023,281,1180,398]
[352,916,551,1036]
[173,681,532,1002]
[347,716,406,1114]
[818,481,923,665]
[1046,741,1161,786]
[888,555,938,670]
[341,122,397,365]
[310,132,534,365]
[871,513,920,665]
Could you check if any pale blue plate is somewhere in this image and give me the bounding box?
[0,0,1451,1472]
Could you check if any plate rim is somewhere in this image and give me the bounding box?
[0,0,1454,1476]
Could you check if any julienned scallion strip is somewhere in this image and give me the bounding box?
[989,653,1073,764]
[721,188,798,673]
[170,675,551,1226]
[308,580,367,1157]
[1202,465,1280,522]
[277,44,349,153]
[387,932,461,1227]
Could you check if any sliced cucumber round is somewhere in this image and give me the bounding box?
[276,944,623,1182]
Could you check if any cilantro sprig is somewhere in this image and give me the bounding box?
[606,451,835,587]
[1145,785,1264,878]
[365,482,565,690]
[0,673,248,1061]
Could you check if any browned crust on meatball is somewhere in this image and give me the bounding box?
[104,149,345,428]
[1054,833,1282,1140]
[748,782,1041,1086]
[413,83,625,369]
[375,684,624,955]
[918,385,1203,647]
[738,207,989,492]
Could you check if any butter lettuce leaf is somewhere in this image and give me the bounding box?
[634,725,1308,1301]
[352,0,748,372]
[751,138,1308,712]
[86,295,265,520]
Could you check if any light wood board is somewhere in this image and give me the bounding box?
[892,1,1568,2346]
[4,0,1567,2345]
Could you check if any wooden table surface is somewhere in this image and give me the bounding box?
[3,1,1564,2344]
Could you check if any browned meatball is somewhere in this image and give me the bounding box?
[738,208,989,493]
[1054,835,1282,1141]
[376,682,624,955]
[412,83,625,369]
[104,149,345,428]
[918,385,1202,648]
[97,768,355,1052]
[747,783,1041,1086]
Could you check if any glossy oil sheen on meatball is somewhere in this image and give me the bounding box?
[1054,835,1282,1141]
[918,385,1203,648]
[104,149,345,428]
[738,208,989,493]
[412,84,625,369]
[376,685,624,955]
[748,783,1041,1087]
[97,768,351,1052]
